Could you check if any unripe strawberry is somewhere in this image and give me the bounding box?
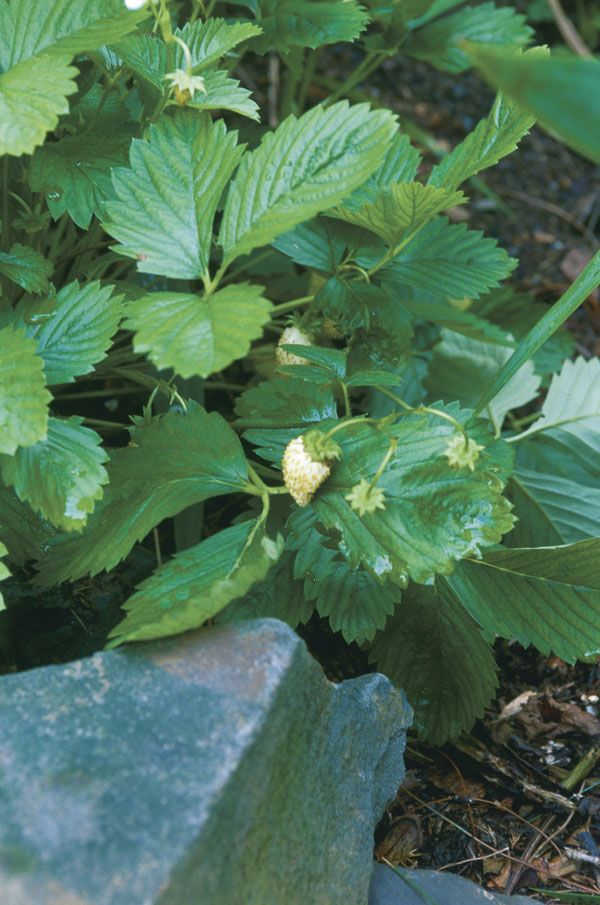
[282,435,331,507]
[276,325,313,366]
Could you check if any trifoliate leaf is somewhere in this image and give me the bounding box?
[27,280,123,385]
[30,129,134,229]
[107,519,282,646]
[0,244,52,294]
[125,283,272,379]
[311,407,515,585]
[425,329,541,428]
[342,132,422,211]
[0,54,77,157]
[38,404,251,583]
[288,507,397,644]
[428,57,539,191]
[0,326,50,455]
[218,550,312,629]
[335,182,466,246]
[251,0,369,52]
[219,101,398,264]
[403,2,533,73]
[370,582,498,744]
[103,112,244,279]
[0,417,108,531]
[447,539,600,663]
[373,218,517,300]
[508,358,600,545]
[0,0,147,67]
[0,484,55,565]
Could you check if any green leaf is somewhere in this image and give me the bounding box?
[507,358,600,545]
[313,278,414,364]
[28,280,123,385]
[334,182,466,245]
[252,0,369,52]
[174,18,261,71]
[0,54,77,157]
[0,326,50,455]
[219,101,398,264]
[0,244,52,294]
[288,507,397,644]
[0,0,146,67]
[447,540,600,663]
[428,61,538,191]
[403,2,532,73]
[468,46,600,164]
[311,407,515,586]
[509,470,600,546]
[374,218,517,300]
[29,129,133,229]
[370,582,498,744]
[39,404,251,583]
[0,417,108,531]
[218,550,312,629]
[235,375,338,428]
[0,484,55,565]
[273,217,351,272]
[516,356,600,441]
[475,250,600,413]
[472,287,575,378]
[237,376,338,463]
[114,18,260,86]
[103,111,244,279]
[125,283,272,379]
[403,297,513,345]
[343,132,422,210]
[107,519,281,646]
[425,329,540,428]
[187,68,259,120]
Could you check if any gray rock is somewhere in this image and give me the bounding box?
[0,618,411,905]
[369,864,537,904]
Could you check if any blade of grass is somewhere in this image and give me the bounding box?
[475,249,600,414]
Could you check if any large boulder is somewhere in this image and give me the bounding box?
[0,618,411,905]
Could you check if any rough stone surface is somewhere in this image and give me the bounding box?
[0,618,411,905]
[369,864,536,904]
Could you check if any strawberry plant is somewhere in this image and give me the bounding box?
[1,0,599,744]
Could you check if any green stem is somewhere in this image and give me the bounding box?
[271,295,314,316]
[475,249,600,414]
[375,387,469,440]
[339,380,352,418]
[325,51,387,106]
[280,56,303,118]
[369,439,397,491]
[297,48,320,112]
[82,417,128,431]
